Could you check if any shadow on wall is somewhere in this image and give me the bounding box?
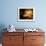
[0,24,7,43]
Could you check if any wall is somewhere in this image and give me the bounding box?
[0,0,46,30]
[0,0,46,29]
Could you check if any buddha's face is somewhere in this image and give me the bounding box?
[23,9,33,18]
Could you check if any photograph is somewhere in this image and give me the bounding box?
[18,7,35,21]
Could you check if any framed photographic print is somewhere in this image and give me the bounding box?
[17,7,35,21]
